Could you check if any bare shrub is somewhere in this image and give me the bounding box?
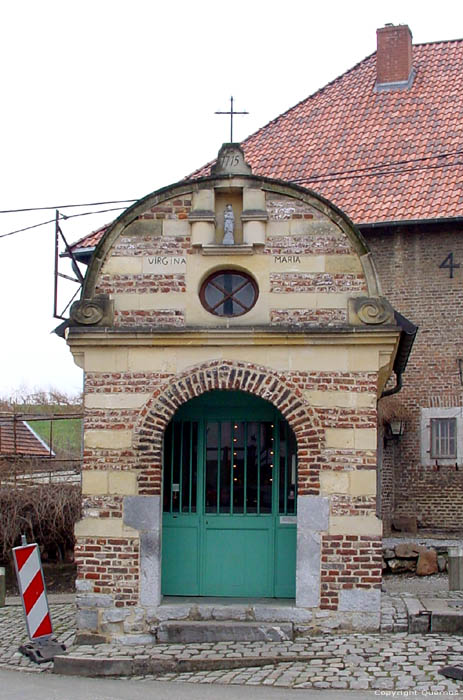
[0,481,81,563]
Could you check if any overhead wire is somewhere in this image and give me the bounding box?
[0,199,138,214]
[0,207,128,240]
[1,146,463,240]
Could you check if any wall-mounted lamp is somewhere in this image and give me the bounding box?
[458,358,463,386]
[386,419,405,441]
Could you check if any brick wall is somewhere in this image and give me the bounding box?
[75,536,139,606]
[365,223,463,529]
[321,535,382,609]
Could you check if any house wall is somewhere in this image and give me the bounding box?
[365,224,463,530]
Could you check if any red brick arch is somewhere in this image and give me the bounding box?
[134,360,324,496]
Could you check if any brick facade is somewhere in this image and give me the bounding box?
[365,223,463,531]
[68,169,400,639]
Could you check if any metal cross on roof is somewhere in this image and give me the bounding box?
[215,96,249,143]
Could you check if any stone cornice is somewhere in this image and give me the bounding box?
[66,326,400,349]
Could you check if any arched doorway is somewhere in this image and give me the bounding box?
[162,390,297,598]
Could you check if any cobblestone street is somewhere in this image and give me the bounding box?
[1,597,463,692]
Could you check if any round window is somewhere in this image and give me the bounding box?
[200,270,258,317]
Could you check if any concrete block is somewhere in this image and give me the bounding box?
[191,220,215,246]
[243,188,266,210]
[147,604,192,622]
[296,531,321,607]
[140,531,161,606]
[81,470,108,495]
[123,495,160,531]
[155,621,293,643]
[108,471,137,495]
[102,608,130,623]
[349,470,377,496]
[325,428,355,449]
[123,219,162,237]
[75,518,137,538]
[84,348,129,373]
[54,655,134,677]
[84,429,132,450]
[85,392,151,409]
[290,219,318,235]
[325,254,363,273]
[338,588,381,612]
[243,220,266,245]
[297,495,329,530]
[76,609,99,631]
[354,428,377,450]
[76,593,114,608]
[163,219,190,237]
[211,606,247,621]
[329,515,382,536]
[350,612,381,632]
[303,389,375,408]
[75,579,93,593]
[102,256,143,275]
[320,471,349,495]
[73,633,107,645]
[113,634,157,645]
[253,606,312,624]
[192,189,214,211]
[267,221,290,237]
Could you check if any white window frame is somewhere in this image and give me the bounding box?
[421,407,463,465]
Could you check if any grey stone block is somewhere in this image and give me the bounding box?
[350,612,381,632]
[297,495,329,530]
[409,613,431,633]
[147,604,192,622]
[54,655,134,677]
[195,605,214,620]
[140,531,161,606]
[154,620,293,643]
[102,608,130,623]
[123,495,160,531]
[113,634,157,645]
[76,593,113,608]
[73,632,107,645]
[253,606,312,624]
[211,605,248,620]
[338,588,381,612]
[296,531,321,607]
[75,579,93,592]
[76,609,98,632]
[431,614,463,634]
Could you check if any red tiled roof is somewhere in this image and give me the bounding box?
[71,38,463,254]
[70,223,111,251]
[193,39,463,225]
[0,420,53,457]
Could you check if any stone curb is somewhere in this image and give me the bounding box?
[53,653,310,677]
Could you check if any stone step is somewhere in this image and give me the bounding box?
[153,620,294,643]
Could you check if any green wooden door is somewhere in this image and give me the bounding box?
[162,391,297,597]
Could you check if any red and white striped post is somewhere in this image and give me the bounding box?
[12,540,65,663]
[13,542,53,641]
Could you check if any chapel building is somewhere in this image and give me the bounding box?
[65,145,409,640]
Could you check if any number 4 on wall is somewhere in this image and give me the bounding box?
[439,252,460,278]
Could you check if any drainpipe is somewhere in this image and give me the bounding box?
[380,310,418,398]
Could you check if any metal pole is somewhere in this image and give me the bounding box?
[53,210,59,318]
[0,567,5,607]
[448,546,463,590]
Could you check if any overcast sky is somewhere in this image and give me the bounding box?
[1,0,462,398]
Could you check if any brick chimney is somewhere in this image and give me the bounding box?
[376,24,414,90]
